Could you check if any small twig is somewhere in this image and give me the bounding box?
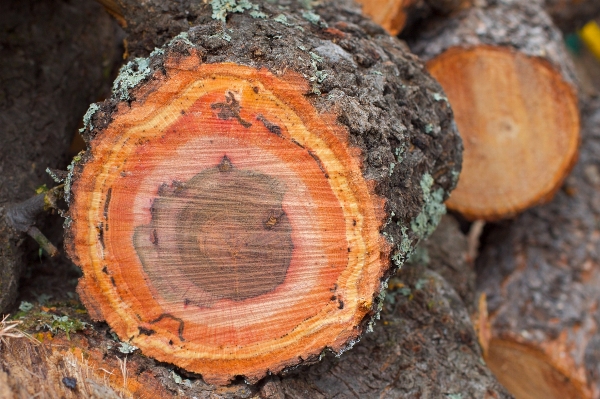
[0,314,38,348]
[117,356,128,389]
[4,184,64,257]
[26,226,59,257]
[466,220,485,263]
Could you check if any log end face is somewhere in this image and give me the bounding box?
[68,55,392,384]
[428,46,580,221]
[486,339,592,399]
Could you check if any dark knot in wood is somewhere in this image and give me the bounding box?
[134,156,293,302]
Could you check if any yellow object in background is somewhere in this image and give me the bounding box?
[580,21,600,61]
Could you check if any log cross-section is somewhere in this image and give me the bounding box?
[68,60,390,385]
[65,0,462,385]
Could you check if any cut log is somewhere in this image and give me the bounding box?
[357,0,600,36]
[0,0,122,313]
[1,219,510,398]
[409,1,580,221]
[65,0,462,385]
[476,96,600,399]
[355,0,470,35]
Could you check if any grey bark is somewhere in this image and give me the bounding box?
[408,0,577,86]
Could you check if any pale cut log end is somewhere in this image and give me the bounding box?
[427,45,580,221]
[486,339,593,399]
[356,0,410,35]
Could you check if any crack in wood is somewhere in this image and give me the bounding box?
[211,91,252,128]
[256,114,282,136]
[103,188,112,231]
[150,313,186,342]
[308,150,329,179]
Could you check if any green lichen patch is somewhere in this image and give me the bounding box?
[118,341,138,354]
[273,14,294,26]
[12,300,90,341]
[302,10,326,27]
[411,173,446,240]
[64,151,85,204]
[408,246,430,266]
[46,315,89,340]
[210,0,261,22]
[391,225,412,268]
[80,103,100,133]
[112,57,152,101]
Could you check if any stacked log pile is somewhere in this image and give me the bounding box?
[2,0,600,398]
[476,95,600,399]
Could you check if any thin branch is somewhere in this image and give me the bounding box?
[4,184,64,257]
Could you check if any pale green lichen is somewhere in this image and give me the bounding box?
[112,57,152,101]
[19,301,33,312]
[424,123,434,134]
[309,51,323,63]
[168,31,193,48]
[389,162,395,176]
[414,278,429,290]
[408,246,430,265]
[64,151,85,204]
[170,371,193,387]
[298,0,315,9]
[250,10,267,18]
[46,168,64,183]
[308,52,326,94]
[301,10,326,27]
[411,173,446,240]
[391,225,412,267]
[209,31,232,42]
[209,0,260,21]
[118,341,138,354]
[80,103,100,133]
[395,143,407,164]
[45,315,89,340]
[273,14,293,26]
[451,169,460,187]
[432,92,449,105]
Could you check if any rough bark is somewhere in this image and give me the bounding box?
[407,0,580,221]
[476,95,600,399]
[0,217,510,398]
[0,0,123,313]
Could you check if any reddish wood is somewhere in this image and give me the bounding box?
[68,58,391,385]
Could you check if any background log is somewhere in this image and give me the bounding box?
[408,0,580,221]
[354,0,600,36]
[476,94,600,399]
[355,0,470,36]
[0,0,122,314]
